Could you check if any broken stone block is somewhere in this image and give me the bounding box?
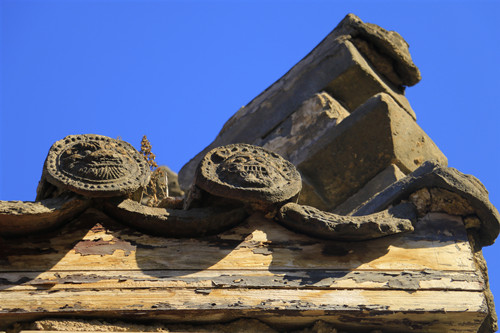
[323,39,414,115]
[334,13,421,87]
[260,92,350,165]
[333,164,406,215]
[409,187,477,218]
[409,188,432,216]
[178,14,418,190]
[297,93,447,211]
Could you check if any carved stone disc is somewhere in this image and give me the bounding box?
[195,144,302,204]
[43,134,150,197]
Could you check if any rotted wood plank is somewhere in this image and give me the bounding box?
[0,289,486,332]
[0,210,476,272]
[0,289,487,313]
[0,269,484,292]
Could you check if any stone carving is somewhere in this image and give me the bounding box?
[278,202,416,241]
[6,136,498,246]
[195,144,302,206]
[40,134,150,198]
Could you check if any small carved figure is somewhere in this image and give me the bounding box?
[38,134,151,198]
[142,166,169,206]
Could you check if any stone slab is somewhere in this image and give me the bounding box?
[324,39,414,114]
[297,93,447,210]
[260,92,350,165]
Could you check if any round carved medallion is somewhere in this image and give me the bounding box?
[43,134,150,197]
[195,144,302,204]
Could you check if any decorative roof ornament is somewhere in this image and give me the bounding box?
[195,144,302,207]
[40,134,151,198]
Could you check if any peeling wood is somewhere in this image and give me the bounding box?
[0,290,487,332]
[0,269,484,292]
[74,238,136,257]
[0,209,489,332]
[0,211,476,272]
[0,289,487,314]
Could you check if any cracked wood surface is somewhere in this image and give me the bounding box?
[0,208,488,331]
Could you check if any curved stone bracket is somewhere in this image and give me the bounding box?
[278,202,415,241]
[354,161,500,247]
[103,198,249,238]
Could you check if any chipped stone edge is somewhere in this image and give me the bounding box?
[0,195,90,236]
[277,202,416,241]
[354,161,500,247]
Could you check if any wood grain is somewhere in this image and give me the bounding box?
[0,208,488,332]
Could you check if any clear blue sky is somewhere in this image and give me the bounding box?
[1,0,500,311]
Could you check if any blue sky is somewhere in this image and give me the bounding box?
[1,0,500,312]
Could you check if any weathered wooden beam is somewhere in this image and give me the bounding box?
[0,210,476,272]
[0,269,484,292]
[0,289,487,332]
[0,208,489,331]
